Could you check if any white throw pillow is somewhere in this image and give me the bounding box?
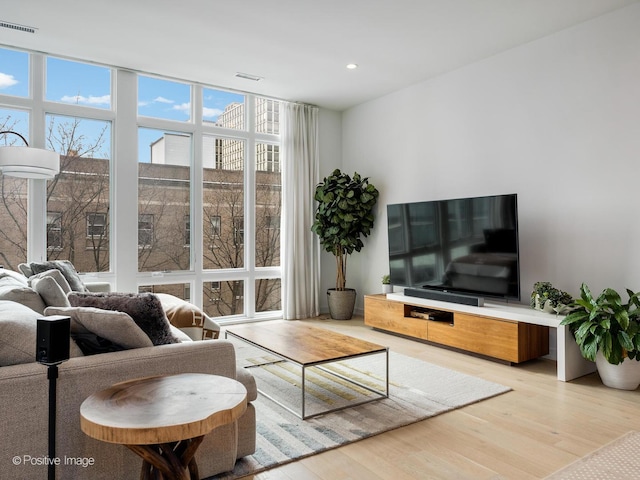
[32,276,71,308]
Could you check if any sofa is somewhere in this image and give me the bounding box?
[0,265,256,479]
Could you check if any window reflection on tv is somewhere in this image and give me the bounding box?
[387,194,520,301]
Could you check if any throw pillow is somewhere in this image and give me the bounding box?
[0,300,83,366]
[67,292,180,346]
[17,263,33,277]
[29,260,88,292]
[0,268,29,286]
[156,293,220,340]
[28,268,72,294]
[0,275,46,314]
[44,306,154,355]
[156,293,205,341]
[32,276,71,308]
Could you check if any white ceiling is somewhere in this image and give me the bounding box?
[1,0,638,111]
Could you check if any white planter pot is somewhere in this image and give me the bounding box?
[533,295,556,313]
[595,351,640,390]
[382,284,393,294]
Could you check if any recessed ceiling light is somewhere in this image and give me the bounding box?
[346,63,358,70]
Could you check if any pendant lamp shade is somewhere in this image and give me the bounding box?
[0,131,60,180]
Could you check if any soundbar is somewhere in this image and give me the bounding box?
[404,288,484,307]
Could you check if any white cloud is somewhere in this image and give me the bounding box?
[60,94,111,105]
[0,72,19,89]
[203,107,223,119]
[153,96,174,104]
[172,102,191,115]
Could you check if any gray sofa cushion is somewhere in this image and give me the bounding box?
[68,292,181,346]
[29,260,88,292]
[0,271,46,314]
[0,300,83,366]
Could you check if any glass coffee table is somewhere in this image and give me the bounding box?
[226,320,388,419]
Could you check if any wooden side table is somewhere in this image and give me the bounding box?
[80,373,247,480]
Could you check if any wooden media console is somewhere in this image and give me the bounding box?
[365,293,548,363]
[364,292,596,381]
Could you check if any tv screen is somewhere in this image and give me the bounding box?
[387,193,520,301]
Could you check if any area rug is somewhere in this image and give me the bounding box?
[207,345,511,480]
[545,431,640,479]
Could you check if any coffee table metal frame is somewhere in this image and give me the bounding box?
[225,328,389,420]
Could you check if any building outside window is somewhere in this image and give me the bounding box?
[138,214,154,247]
[47,212,63,249]
[87,213,107,237]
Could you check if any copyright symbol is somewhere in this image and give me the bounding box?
[12,456,21,465]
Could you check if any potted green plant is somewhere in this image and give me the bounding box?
[312,169,379,319]
[381,274,392,294]
[560,283,640,390]
[530,281,573,314]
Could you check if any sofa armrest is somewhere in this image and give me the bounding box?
[84,282,112,293]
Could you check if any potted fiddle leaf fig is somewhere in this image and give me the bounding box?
[560,283,640,390]
[312,169,379,319]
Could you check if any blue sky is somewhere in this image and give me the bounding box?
[0,47,245,162]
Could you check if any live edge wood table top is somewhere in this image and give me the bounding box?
[80,373,247,480]
[226,320,387,366]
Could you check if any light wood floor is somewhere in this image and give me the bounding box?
[230,315,640,480]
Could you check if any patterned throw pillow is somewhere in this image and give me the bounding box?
[155,293,220,340]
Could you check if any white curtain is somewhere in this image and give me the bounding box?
[281,102,320,319]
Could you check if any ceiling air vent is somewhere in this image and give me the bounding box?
[235,72,262,82]
[0,21,37,34]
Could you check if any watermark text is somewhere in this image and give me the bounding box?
[12,455,95,468]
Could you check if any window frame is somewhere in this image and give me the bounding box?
[1,47,283,324]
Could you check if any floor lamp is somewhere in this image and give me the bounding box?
[1,131,62,479]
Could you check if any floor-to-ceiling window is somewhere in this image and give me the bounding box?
[0,45,282,323]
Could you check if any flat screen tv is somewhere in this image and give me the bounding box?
[387,193,520,302]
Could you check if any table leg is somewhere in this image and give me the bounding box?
[127,435,204,480]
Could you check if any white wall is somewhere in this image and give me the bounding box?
[337,4,640,313]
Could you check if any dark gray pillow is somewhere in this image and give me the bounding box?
[29,260,88,292]
[67,292,180,346]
